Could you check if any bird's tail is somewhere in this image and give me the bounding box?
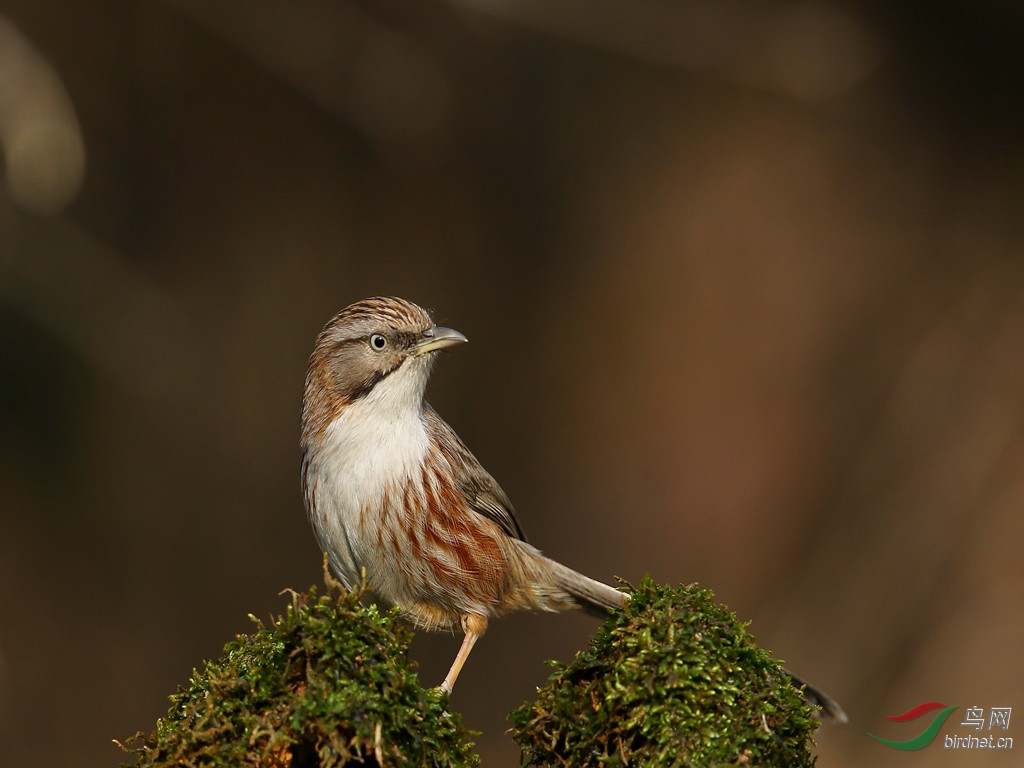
[542,556,627,617]
[785,670,849,724]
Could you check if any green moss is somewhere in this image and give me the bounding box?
[119,570,479,768]
[120,575,819,767]
[510,578,818,767]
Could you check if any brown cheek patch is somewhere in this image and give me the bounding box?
[302,337,408,443]
[301,351,348,444]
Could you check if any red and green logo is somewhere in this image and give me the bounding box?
[870,702,958,750]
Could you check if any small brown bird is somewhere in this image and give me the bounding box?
[301,297,846,721]
[301,297,624,693]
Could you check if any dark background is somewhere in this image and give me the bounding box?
[1,1,1022,766]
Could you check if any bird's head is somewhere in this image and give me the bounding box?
[302,297,467,443]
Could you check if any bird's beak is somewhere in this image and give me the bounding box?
[415,326,468,355]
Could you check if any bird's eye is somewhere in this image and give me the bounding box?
[369,333,388,351]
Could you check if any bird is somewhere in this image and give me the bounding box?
[300,296,846,721]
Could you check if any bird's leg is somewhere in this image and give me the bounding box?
[440,633,478,694]
[440,614,487,694]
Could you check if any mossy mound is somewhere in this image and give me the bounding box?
[510,578,818,767]
[120,574,478,768]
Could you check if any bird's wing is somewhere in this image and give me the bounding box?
[423,405,529,542]
[461,471,528,542]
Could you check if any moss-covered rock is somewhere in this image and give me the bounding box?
[120,574,821,767]
[119,571,478,768]
[510,578,818,767]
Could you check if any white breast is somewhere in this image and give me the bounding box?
[306,369,430,587]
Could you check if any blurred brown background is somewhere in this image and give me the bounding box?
[1,1,1022,766]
